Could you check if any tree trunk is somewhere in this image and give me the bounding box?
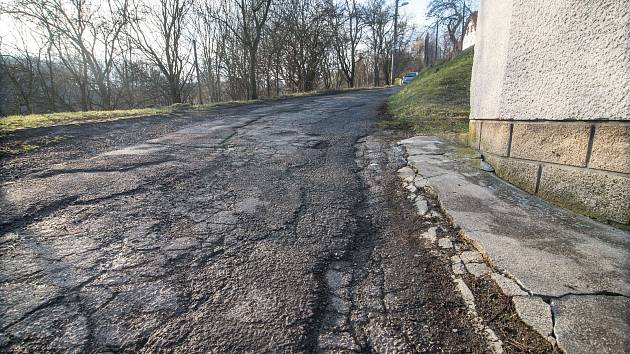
[97,82,111,110]
[170,78,182,104]
[249,49,258,100]
[349,65,355,88]
[79,81,89,111]
[82,56,91,111]
[275,62,280,96]
[373,54,380,86]
[193,40,203,105]
[46,50,57,112]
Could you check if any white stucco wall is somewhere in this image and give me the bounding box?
[471,0,630,121]
[470,0,513,119]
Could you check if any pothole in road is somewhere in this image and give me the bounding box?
[309,141,331,150]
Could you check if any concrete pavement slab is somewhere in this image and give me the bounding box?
[399,136,630,353]
[397,166,415,182]
[512,296,553,339]
[553,295,630,354]
[415,198,429,215]
[490,273,528,297]
[465,262,492,278]
[437,237,453,249]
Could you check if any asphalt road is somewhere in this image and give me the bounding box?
[0,89,486,352]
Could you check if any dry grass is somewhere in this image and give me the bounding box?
[0,106,184,132]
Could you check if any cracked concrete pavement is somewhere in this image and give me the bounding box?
[0,89,493,352]
[399,136,630,354]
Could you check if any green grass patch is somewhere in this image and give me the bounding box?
[0,134,69,157]
[0,142,38,156]
[0,106,183,132]
[382,47,473,136]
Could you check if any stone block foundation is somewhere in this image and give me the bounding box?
[469,120,630,226]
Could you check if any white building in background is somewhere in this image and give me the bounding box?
[462,11,478,50]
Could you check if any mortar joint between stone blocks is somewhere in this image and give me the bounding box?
[506,123,514,157]
[585,124,596,168]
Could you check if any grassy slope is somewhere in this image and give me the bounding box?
[382,47,473,135]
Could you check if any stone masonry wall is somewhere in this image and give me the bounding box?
[468,120,629,225]
[469,0,630,226]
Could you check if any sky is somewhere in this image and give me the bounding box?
[402,0,480,31]
[400,0,432,29]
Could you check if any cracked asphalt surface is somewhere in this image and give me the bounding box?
[0,89,487,352]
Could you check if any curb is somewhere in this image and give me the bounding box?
[397,161,560,353]
[398,165,505,353]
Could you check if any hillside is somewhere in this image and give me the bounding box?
[382,48,473,135]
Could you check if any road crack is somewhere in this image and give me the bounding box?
[31,159,174,178]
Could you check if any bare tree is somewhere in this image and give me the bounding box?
[0,0,433,115]
[362,0,392,86]
[328,0,363,88]
[129,0,193,104]
[272,0,332,92]
[194,3,226,102]
[209,0,272,100]
[0,36,37,114]
[6,0,130,110]
[427,0,473,56]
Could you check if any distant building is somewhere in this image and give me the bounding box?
[462,11,478,50]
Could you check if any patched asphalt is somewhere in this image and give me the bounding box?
[0,89,487,352]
